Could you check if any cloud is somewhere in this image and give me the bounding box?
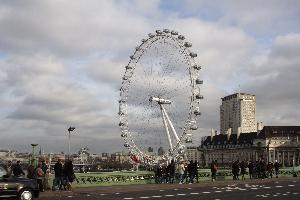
[0,0,299,154]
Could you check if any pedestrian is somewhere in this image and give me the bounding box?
[169,160,176,184]
[193,160,199,183]
[41,160,49,190]
[210,160,218,182]
[36,162,44,192]
[187,160,195,184]
[232,160,240,180]
[27,161,36,179]
[248,161,254,179]
[178,161,185,184]
[240,160,247,180]
[274,160,280,178]
[6,161,12,177]
[63,160,75,190]
[53,159,63,190]
[267,162,273,178]
[12,160,25,177]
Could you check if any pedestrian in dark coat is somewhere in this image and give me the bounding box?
[12,161,25,177]
[53,159,63,190]
[210,160,218,182]
[274,160,280,178]
[248,161,254,179]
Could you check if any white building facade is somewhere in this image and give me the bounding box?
[220,93,256,135]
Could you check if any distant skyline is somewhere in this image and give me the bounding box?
[0,0,300,153]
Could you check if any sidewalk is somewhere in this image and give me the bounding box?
[40,176,300,198]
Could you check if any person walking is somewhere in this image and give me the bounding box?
[193,161,199,183]
[210,160,218,182]
[187,160,195,184]
[12,161,25,177]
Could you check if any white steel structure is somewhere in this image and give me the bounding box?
[118,29,203,165]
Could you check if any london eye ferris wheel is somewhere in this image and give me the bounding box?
[118,29,203,165]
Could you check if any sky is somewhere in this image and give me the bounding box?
[0,0,299,154]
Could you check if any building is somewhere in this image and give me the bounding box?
[198,126,300,167]
[186,146,201,163]
[220,93,256,135]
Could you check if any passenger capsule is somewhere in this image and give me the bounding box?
[196,94,204,100]
[124,143,130,147]
[193,65,202,70]
[141,39,146,43]
[163,29,170,33]
[126,65,133,70]
[121,133,127,137]
[156,30,163,34]
[171,30,178,35]
[184,42,192,47]
[148,33,155,38]
[130,55,134,59]
[196,79,203,84]
[194,109,201,116]
[190,52,197,57]
[178,35,185,40]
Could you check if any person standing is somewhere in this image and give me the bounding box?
[41,160,49,190]
[240,160,247,180]
[210,160,218,182]
[12,161,25,177]
[36,163,44,192]
[169,160,176,184]
[27,161,35,179]
[178,161,185,184]
[193,161,199,183]
[248,161,254,179]
[267,162,274,178]
[53,159,63,190]
[63,160,75,190]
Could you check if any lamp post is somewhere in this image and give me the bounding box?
[67,126,75,160]
[31,144,38,167]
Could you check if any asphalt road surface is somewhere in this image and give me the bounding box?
[42,178,300,200]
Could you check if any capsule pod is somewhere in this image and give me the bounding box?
[193,65,201,70]
[194,109,201,116]
[148,33,155,38]
[171,30,178,35]
[126,65,133,70]
[190,52,197,57]
[141,39,146,43]
[156,30,163,34]
[124,143,130,147]
[178,35,185,40]
[196,79,203,84]
[130,55,134,59]
[184,42,192,47]
[196,94,204,99]
[121,133,127,137]
[163,29,170,33]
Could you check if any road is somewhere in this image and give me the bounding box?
[42,178,300,200]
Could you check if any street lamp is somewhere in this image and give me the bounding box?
[31,144,38,167]
[67,126,75,159]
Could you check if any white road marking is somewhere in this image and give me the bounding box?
[190,192,199,195]
[275,186,283,188]
[67,196,73,198]
[273,195,278,197]
[152,196,162,198]
[238,188,247,191]
[251,188,258,190]
[177,194,186,196]
[202,191,211,194]
[215,191,222,193]
[100,194,106,196]
[159,190,165,192]
[293,192,299,195]
[165,194,174,197]
[124,198,134,200]
[173,189,178,191]
[139,197,150,199]
[115,193,120,195]
[187,188,192,190]
[276,193,281,195]
[226,190,232,192]
[263,187,271,189]
[288,185,295,187]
